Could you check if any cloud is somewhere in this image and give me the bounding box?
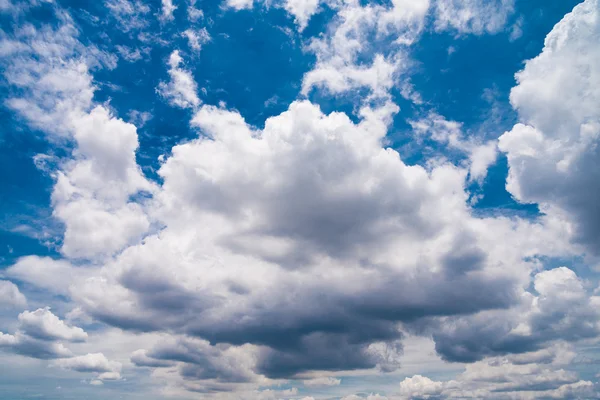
[1,0,599,397]
[499,0,600,255]
[0,280,27,309]
[225,0,253,11]
[433,0,515,35]
[409,112,498,182]
[303,376,341,387]
[18,307,88,342]
[182,28,210,52]
[160,0,177,21]
[399,343,598,399]
[224,0,321,30]
[186,0,203,21]
[157,50,201,109]
[302,0,430,99]
[282,0,320,30]
[0,332,73,359]
[105,0,151,32]
[65,98,574,390]
[53,353,122,380]
[0,308,87,359]
[429,267,600,363]
[0,8,154,261]
[6,256,94,296]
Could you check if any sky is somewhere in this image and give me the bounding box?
[0,0,599,399]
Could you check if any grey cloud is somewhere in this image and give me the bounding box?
[429,268,600,363]
[399,344,598,399]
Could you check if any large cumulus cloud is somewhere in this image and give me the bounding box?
[1,0,599,397]
[499,0,600,255]
[66,98,574,388]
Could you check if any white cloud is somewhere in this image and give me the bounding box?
[157,50,201,109]
[6,256,94,296]
[409,112,498,182]
[0,11,154,262]
[187,0,203,21]
[225,0,253,11]
[160,0,177,21]
[182,28,211,52]
[433,0,515,35]
[283,0,320,30]
[18,308,88,342]
[303,376,341,387]
[53,352,122,380]
[499,0,600,254]
[62,98,576,392]
[302,0,430,99]
[0,280,27,309]
[0,308,87,360]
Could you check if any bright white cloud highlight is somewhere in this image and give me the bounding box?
[157,50,201,109]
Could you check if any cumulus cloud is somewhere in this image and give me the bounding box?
[53,353,122,380]
[61,97,575,391]
[0,308,87,359]
[0,10,154,261]
[157,50,201,109]
[18,307,88,342]
[0,280,27,309]
[2,0,600,398]
[430,267,600,363]
[499,0,600,255]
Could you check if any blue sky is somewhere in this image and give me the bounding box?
[1,0,600,399]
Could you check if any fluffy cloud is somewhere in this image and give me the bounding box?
[433,0,515,35]
[62,98,575,391]
[499,0,600,255]
[2,0,600,397]
[157,50,201,109]
[0,280,27,309]
[18,307,88,342]
[0,308,86,359]
[160,0,177,21]
[53,353,122,380]
[182,28,211,52]
[0,12,154,261]
[302,0,430,98]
